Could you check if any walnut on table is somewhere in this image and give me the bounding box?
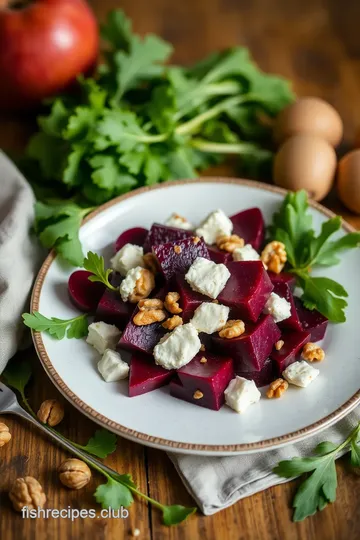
[37,399,64,427]
[58,458,91,490]
[9,476,46,512]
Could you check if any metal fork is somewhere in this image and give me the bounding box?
[0,381,119,476]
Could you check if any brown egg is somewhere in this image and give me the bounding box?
[274,97,343,147]
[337,149,360,214]
[273,134,337,201]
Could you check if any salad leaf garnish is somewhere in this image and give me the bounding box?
[22,312,88,340]
[83,251,117,291]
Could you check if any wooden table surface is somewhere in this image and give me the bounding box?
[1,0,360,539]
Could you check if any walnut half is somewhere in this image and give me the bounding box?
[0,422,11,447]
[261,241,287,274]
[58,458,91,490]
[133,298,167,326]
[218,320,245,339]
[216,234,244,253]
[9,477,46,512]
[128,268,155,303]
[301,342,325,362]
[37,399,64,427]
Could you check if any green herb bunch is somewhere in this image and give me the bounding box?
[23,9,294,266]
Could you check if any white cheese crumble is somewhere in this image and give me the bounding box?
[233,244,260,262]
[191,302,230,334]
[195,209,233,245]
[153,323,201,370]
[282,361,319,388]
[224,376,261,413]
[119,266,143,302]
[86,322,121,354]
[98,349,129,382]
[110,243,144,276]
[263,292,291,323]
[185,257,230,299]
[165,212,193,230]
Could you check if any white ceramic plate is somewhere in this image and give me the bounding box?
[31,179,360,455]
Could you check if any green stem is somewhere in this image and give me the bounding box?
[190,138,260,154]
[20,391,37,419]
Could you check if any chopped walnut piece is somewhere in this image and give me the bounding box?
[174,245,182,254]
[216,234,245,253]
[301,342,325,362]
[193,390,204,399]
[162,315,183,330]
[164,291,182,314]
[200,344,206,352]
[261,241,287,274]
[275,340,285,351]
[143,252,160,274]
[192,236,201,244]
[218,320,245,339]
[199,357,207,364]
[133,299,167,326]
[128,268,155,303]
[266,378,288,398]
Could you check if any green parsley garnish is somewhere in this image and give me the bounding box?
[83,251,117,291]
[22,312,88,339]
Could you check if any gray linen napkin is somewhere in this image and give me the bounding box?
[0,150,43,371]
[0,150,358,515]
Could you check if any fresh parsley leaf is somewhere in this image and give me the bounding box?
[314,441,338,455]
[147,85,177,132]
[94,477,134,509]
[314,231,360,267]
[300,275,348,323]
[167,147,198,179]
[305,217,342,268]
[38,99,71,138]
[350,439,360,469]
[2,359,32,395]
[100,9,133,51]
[162,505,197,526]
[83,252,117,291]
[76,429,117,459]
[22,312,88,340]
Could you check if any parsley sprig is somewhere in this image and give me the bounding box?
[269,190,360,322]
[2,359,196,526]
[83,251,117,291]
[22,312,89,339]
[274,421,360,521]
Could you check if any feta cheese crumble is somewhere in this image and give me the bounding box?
[165,213,193,230]
[98,349,129,382]
[282,361,319,388]
[263,292,291,323]
[120,266,143,302]
[86,322,121,354]
[224,376,261,413]
[153,323,201,370]
[195,209,233,245]
[191,302,230,334]
[110,243,144,276]
[233,244,260,262]
[185,257,230,299]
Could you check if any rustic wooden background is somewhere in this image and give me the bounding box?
[1,0,360,539]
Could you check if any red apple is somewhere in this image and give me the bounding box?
[0,0,99,110]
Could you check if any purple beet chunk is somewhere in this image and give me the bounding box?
[170,353,234,410]
[176,275,208,322]
[115,227,148,252]
[218,261,273,322]
[212,314,281,372]
[268,271,296,292]
[153,236,209,281]
[207,246,231,264]
[271,330,311,374]
[295,298,328,342]
[236,357,275,387]
[230,208,265,250]
[129,353,174,397]
[119,311,166,355]
[272,282,303,331]
[110,271,123,287]
[68,270,105,312]
[96,289,135,330]
[143,223,192,252]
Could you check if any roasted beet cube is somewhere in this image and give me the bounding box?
[115,227,148,252]
[129,353,174,397]
[272,282,302,331]
[268,271,296,291]
[153,237,210,281]
[170,353,234,410]
[207,246,231,265]
[96,289,135,330]
[68,270,105,312]
[119,310,166,355]
[295,298,328,342]
[271,330,311,374]
[143,223,192,252]
[212,314,281,372]
[236,357,275,387]
[230,208,265,250]
[218,261,273,322]
[176,275,208,322]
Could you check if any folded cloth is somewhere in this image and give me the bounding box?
[0,150,43,372]
[169,407,360,515]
